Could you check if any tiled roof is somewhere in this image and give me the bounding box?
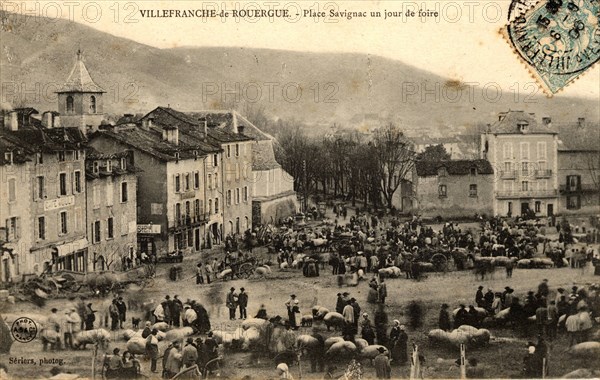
[0,125,87,154]
[187,110,272,142]
[557,121,600,151]
[488,110,557,135]
[252,140,281,170]
[415,159,494,177]
[56,55,105,93]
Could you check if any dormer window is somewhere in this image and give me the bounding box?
[4,152,13,164]
[470,167,477,176]
[193,150,199,160]
[174,152,180,161]
[438,167,447,177]
[106,160,112,172]
[121,157,127,170]
[93,161,100,174]
[66,96,74,113]
[518,122,529,133]
[58,151,66,162]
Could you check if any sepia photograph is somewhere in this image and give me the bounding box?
[0,0,599,378]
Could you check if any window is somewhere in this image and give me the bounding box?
[194,199,201,218]
[37,176,45,199]
[66,96,74,113]
[470,167,477,176]
[120,157,127,170]
[537,142,547,159]
[508,202,513,215]
[93,161,99,174]
[185,201,191,219]
[521,181,529,191]
[236,188,240,204]
[106,160,112,172]
[74,171,81,193]
[93,221,101,243]
[539,179,548,191]
[38,216,45,240]
[90,96,97,113]
[208,199,213,214]
[567,195,581,210]
[567,175,581,192]
[243,186,248,202]
[6,217,19,241]
[213,154,218,167]
[503,143,513,159]
[74,150,80,161]
[58,151,66,162]
[504,162,512,172]
[438,184,447,197]
[214,173,218,188]
[521,162,529,176]
[226,190,232,206]
[215,198,219,214]
[36,153,43,165]
[538,161,547,172]
[7,178,16,202]
[503,180,513,192]
[235,144,240,157]
[227,145,231,158]
[194,172,200,189]
[236,217,240,234]
[175,174,181,193]
[518,122,529,132]
[438,167,447,177]
[121,182,128,202]
[185,173,191,191]
[107,217,114,239]
[175,203,181,222]
[208,174,212,189]
[520,142,529,160]
[469,184,478,197]
[535,201,541,213]
[59,211,68,235]
[4,152,12,164]
[59,173,68,196]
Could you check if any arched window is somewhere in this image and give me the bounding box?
[66,96,74,113]
[90,96,97,113]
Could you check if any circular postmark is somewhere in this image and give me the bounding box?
[11,317,38,343]
[507,0,599,76]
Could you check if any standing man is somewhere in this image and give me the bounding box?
[164,341,182,378]
[226,287,238,321]
[116,296,127,329]
[85,303,96,331]
[475,286,485,308]
[378,278,388,304]
[108,299,120,331]
[342,300,355,340]
[172,295,183,328]
[374,347,391,379]
[146,329,160,373]
[204,261,212,284]
[196,263,204,284]
[47,308,62,350]
[63,308,81,349]
[182,337,198,369]
[238,288,248,320]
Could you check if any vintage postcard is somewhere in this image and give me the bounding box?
[0,1,599,379]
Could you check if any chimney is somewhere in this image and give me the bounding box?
[4,111,18,131]
[542,117,551,126]
[42,111,52,128]
[164,126,179,145]
[198,117,208,142]
[578,117,585,127]
[238,125,245,135]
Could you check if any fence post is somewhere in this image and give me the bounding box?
[460,343,466,379]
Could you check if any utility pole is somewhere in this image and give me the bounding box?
[303,159,308,212]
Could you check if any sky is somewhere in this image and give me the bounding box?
[5,0,599,98]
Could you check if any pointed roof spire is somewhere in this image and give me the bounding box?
[56,51,105,93]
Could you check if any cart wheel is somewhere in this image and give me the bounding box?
[238,263,254,279]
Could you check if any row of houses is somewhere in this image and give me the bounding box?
[411,111,599,219]
[0,53,297,283]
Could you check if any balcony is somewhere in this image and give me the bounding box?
[495,189,558,199]
[168,214,209,231]
[535,169,553,178]
[500,170,517,179]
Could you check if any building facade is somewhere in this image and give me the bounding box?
[413,160,494,218]
[85,150,138,271]
[557,119,600,215]
[481,111,559,217]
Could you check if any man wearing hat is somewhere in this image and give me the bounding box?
[141,321,152,338]
[374,346,391,379]
[84,303,97,331]
[285,294,297,326]
[63,307,81,349]
[164,340,182,378]
[226,287,238,320]
[238,288,248,320]
[475,286,485,308]
[182,337,198,369]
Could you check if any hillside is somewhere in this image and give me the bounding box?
[1,11,598,132]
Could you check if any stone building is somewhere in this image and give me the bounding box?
[413,159,494,218]
[481,111,559,217]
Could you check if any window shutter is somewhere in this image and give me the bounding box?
[577,175,581,191]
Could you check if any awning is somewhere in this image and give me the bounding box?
[55,238,89,257]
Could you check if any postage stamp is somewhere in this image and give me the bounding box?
[503,0,600,95]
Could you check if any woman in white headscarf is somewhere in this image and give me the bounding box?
[277,363,293,379]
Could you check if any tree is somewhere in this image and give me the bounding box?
[372,123,416,209]
[416,144,451,162]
